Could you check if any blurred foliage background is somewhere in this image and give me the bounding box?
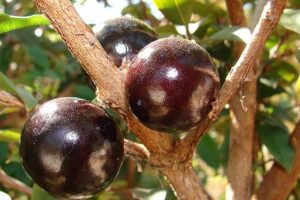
[0,0,300,199]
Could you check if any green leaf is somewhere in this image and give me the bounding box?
[208,26,251,43]
[279,9,300,34]
[257,121,295,171]
[153,0,194,25]
[32,184,57,200]
[0,142,8,165]
[0,130,20,142]
[219,129,230,168]
[192,1,226,18]
[0,13,49,34]
[74,84,95,100]
[206,41,233,62]
[258,78,285,99]
[24,44,50,69]
[0,72,37,110]
[197,134,220,170]
[156,24,178,36]
[0,45,12,73]
[265,61,298,84]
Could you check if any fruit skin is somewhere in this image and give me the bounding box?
[84,16,157,90]
[93,16,157,68]
[126,37,220,133]
[20,97,124,199]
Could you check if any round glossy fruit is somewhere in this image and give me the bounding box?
[20,97,124,199]
[84,16,157,90]
[93,16,157,68]
[126,37,220,133]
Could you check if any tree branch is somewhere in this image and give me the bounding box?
[161,164,211,200]
[213,0,286,115]
[182,0,287,150]
[253,121,300,200]
[0,168,32,196]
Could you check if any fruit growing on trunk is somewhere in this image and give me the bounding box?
[126,37,220,133]
[84,16,157,90]
[20,97,124,199]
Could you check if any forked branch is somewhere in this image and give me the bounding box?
[182,0,287,150]
[31,0,287,199]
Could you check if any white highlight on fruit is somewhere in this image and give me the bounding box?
[166,68,179,80]
[148,87,166,105]
[39,101,58,116]
[136,99,142,106]
[138,46,154,60]
[115,42,128,55]
[65,131,79,144]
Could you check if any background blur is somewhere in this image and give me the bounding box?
[0,0,300,199]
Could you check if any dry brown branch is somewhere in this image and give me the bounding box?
[32,0,287,199]
[253,121,300,200]
[0,90,25,109]
[161,164,212,200]
[0,168,32,196]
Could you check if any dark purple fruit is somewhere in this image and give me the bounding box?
[126,37,220,133]
[84,16,157,90]
[93,16,157,68]
[20,97,124,199]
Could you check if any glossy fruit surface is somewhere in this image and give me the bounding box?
[126,37,220,133]
[93,16,157,68]
[20,97,124,199]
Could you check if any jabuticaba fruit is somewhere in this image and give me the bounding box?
[126,37,220,133]
[20,97,124,199]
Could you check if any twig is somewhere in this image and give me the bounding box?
[0,168,32,196]
[253,120,300,200]
[124,139,150,162]
[0,90,25,109]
